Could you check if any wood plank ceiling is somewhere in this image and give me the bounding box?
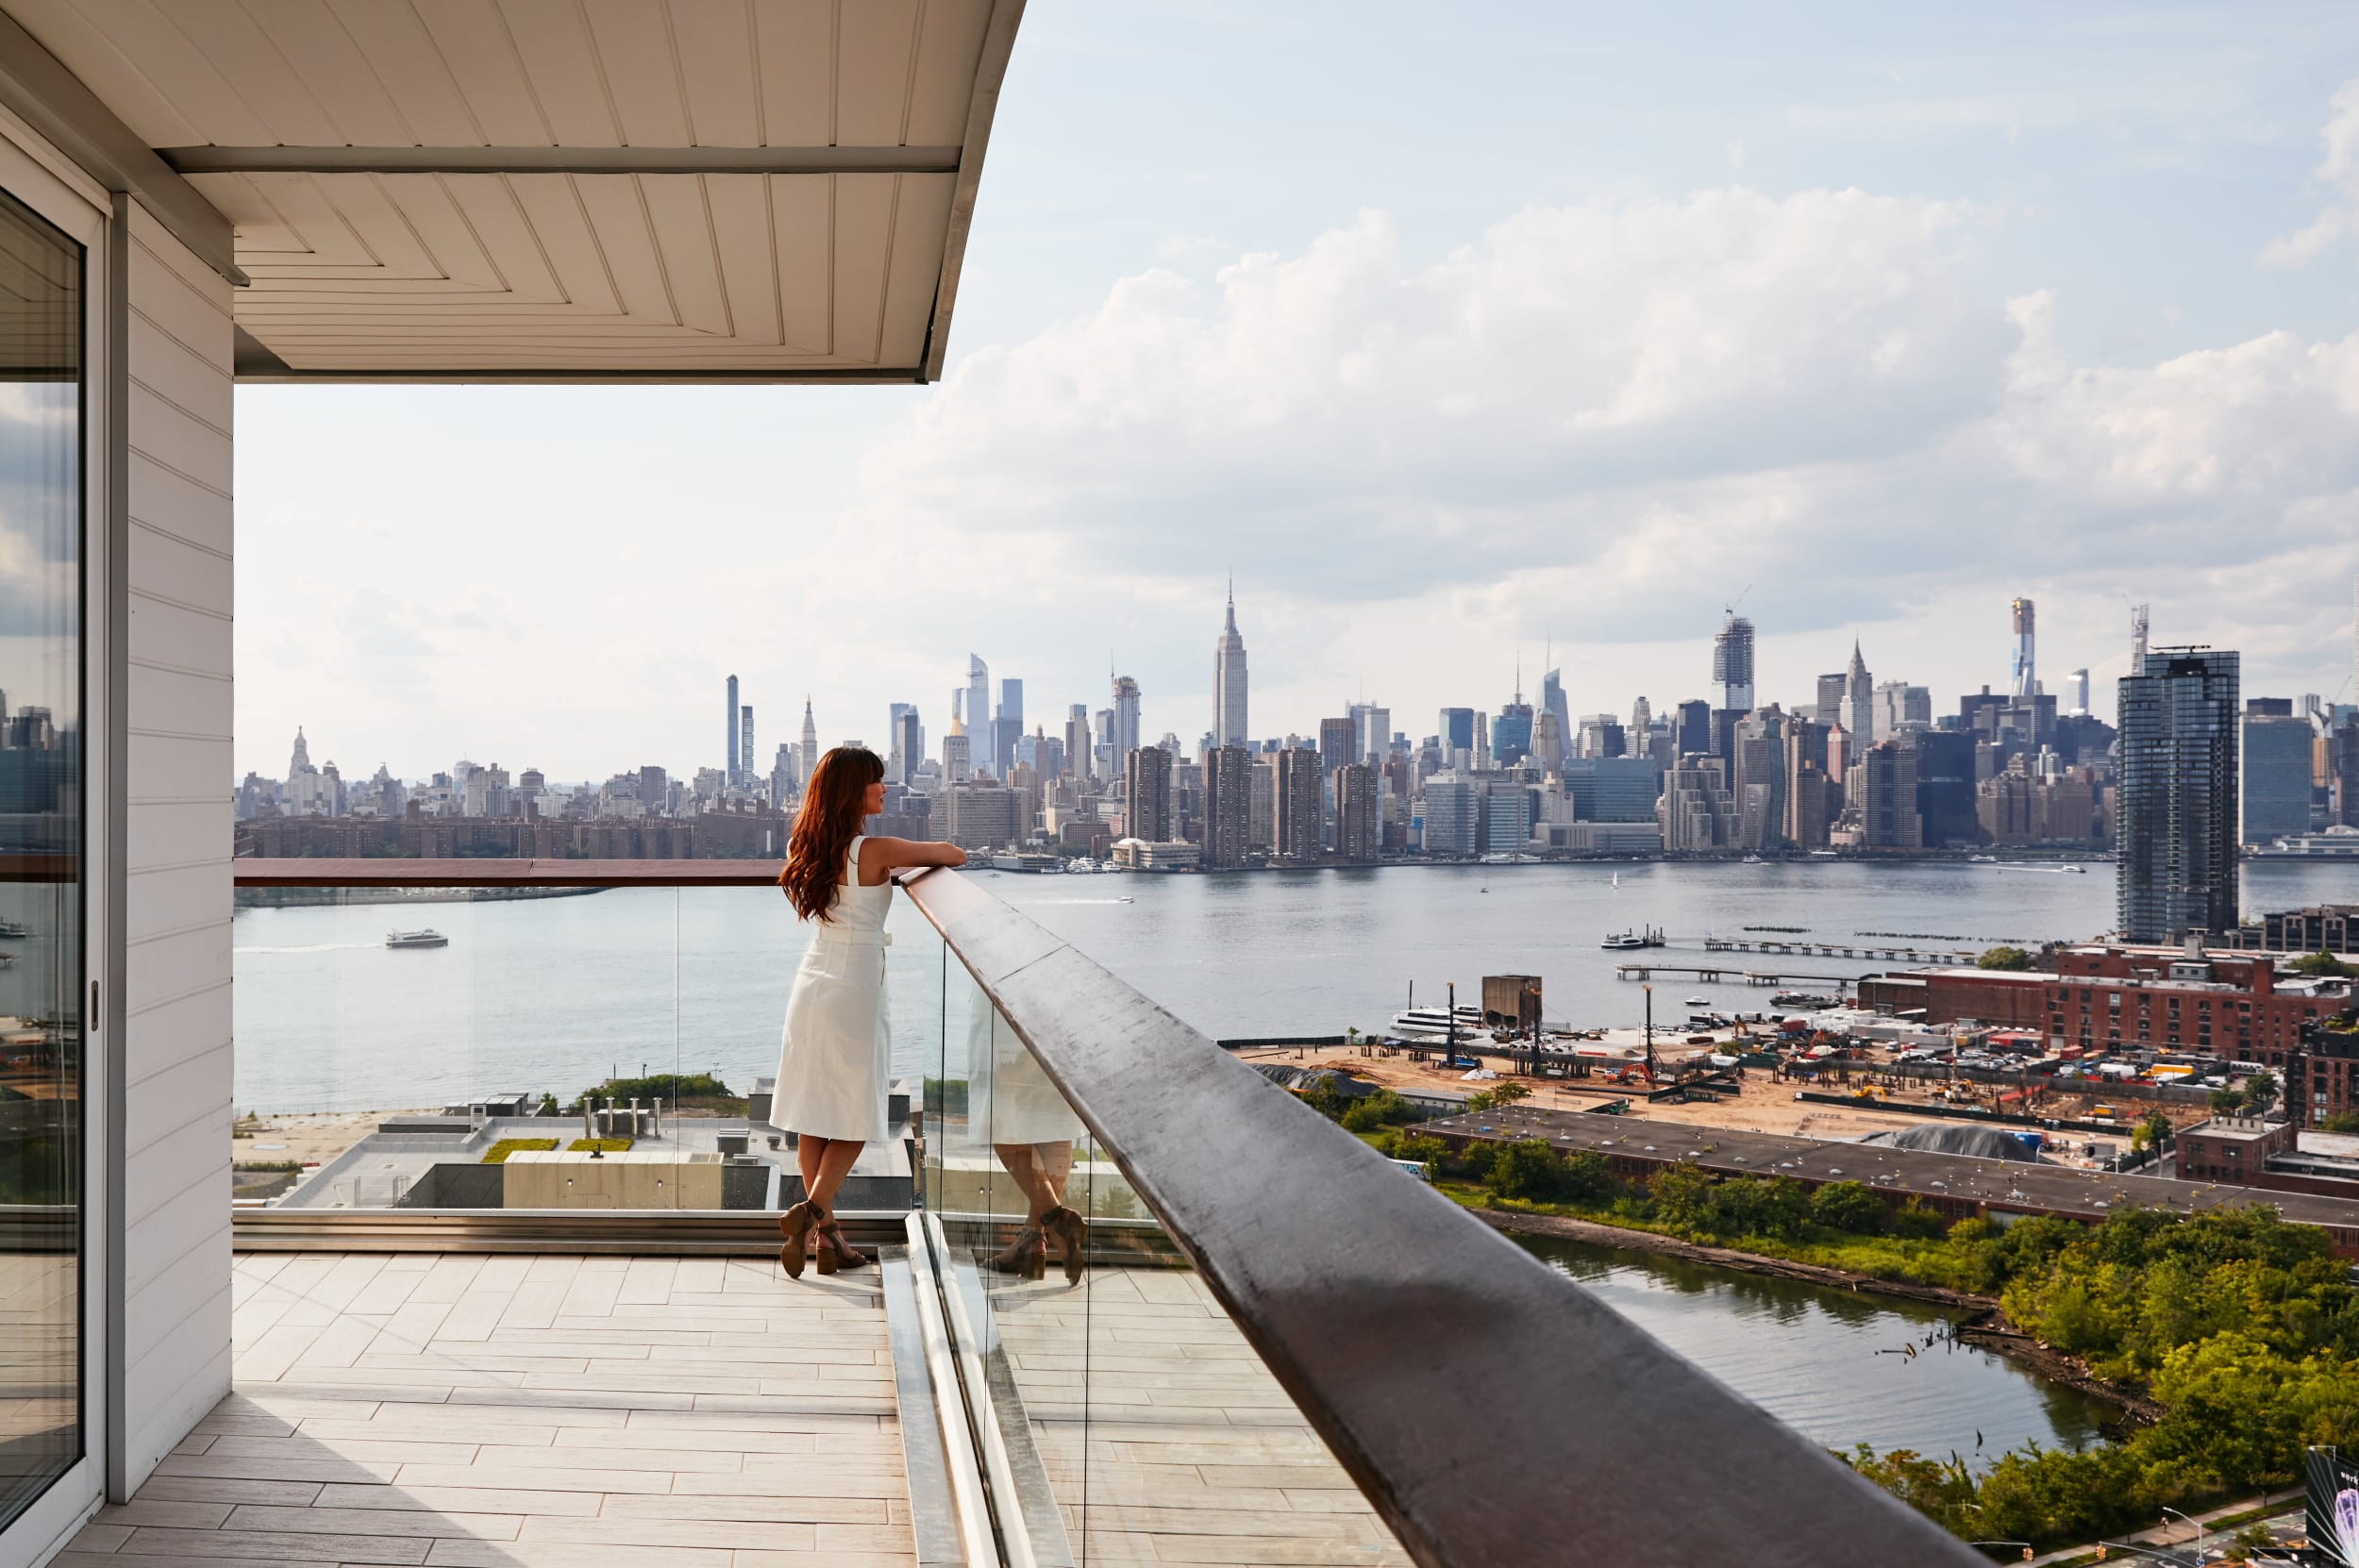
[9,0,1020,380]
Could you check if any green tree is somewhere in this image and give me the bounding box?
[1462,1081,1532,1114]
[1807,1179,1887,1235]
[1887,1200,1950,1241]
[2322,1111,2359,1135]
[1978,945,2034,971]
[1339,1089,1416,1132]
[1484,1139,1564,1202]
[2210,1085,2248,1114]
[2288,950,2359,978]
[2245,1072,2281,1116]
[1647,1162,1716,1233]
[1556,1149,1619,1204]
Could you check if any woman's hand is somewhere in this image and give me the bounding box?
[861,837,968,878]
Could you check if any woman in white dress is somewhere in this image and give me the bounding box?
[774,746,964,1277]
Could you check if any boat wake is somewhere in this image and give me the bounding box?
[235,942,379,955]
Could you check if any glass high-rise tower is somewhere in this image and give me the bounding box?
[2116,648,2239,942]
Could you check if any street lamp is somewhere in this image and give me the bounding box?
[2160,1507,2204,1564]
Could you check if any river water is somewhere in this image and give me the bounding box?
[1513,1233,2112,1460]
[233,859,2338,1470]
[230,858,2359,1114]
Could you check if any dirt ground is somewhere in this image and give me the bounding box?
[1236,1042,2203,1144]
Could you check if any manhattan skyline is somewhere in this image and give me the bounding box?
[232,5,2359,780]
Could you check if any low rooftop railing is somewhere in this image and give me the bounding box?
[230,858,1983,1565]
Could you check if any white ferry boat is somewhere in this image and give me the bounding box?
[1600,932,1648,950]
[1388,1005,1486,1041]
[385,929,448,950]
[0,919,31,939]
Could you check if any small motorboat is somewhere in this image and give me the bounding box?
[1684,995,1708,1006]
[386,929,448,950]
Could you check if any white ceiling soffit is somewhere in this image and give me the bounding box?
[10,0,1022,382]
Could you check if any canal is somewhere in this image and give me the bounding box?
[1514,1233,2115,1461]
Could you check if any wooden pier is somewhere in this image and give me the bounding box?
[1614,962,1861,989]
[1695,936,1975,964]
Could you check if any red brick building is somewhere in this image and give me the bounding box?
[1859,943,2352,1061]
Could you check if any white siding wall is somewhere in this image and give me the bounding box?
[118,202,232,1492]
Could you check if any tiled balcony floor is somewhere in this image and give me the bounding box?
[59,1252,913,1568]
[984,1264,1411,1567]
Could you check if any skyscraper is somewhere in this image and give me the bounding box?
[739,706,755,791]
[1202,744,1252,868]
[891,706,922,785]
[1814,673,1847,728]
[1492,671,1533,767]
[1111,676,1141,759]
[1630,695,1652,739]
[1845,640,1873,751]
[2069,669,2091,717]
[1347,702,1389,764]
[1317,717,1354,779]
[2242,706,2312,845]
[1064,704,1091,780]
[1275,747,1324,859]
[1540,666,1572,769]
[800,698,818,779]
[993,678,1024,783]
[1213,583,1248,747]
[1713,614,1756,712]
[1124,744,1173,842]
[2117,648,2239,942]
[942,705,970,781]
[2011,597,2036,698]
[1851,742,1923,850]
[967,656,992,778]
[1437,708,1477,766]
[726,675,740,783]
[1674,700,1712,758]
[1335,764,1380,861]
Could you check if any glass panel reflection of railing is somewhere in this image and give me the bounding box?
[229,871,933,1219]
[922,960,1413,1567]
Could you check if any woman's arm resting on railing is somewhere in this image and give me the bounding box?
[864,837,967,875]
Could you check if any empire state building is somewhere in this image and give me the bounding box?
[1213,583,1248,746]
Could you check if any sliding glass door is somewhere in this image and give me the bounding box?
[0,183,83,1529]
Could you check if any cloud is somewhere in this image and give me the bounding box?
[862,189,2007,610]
[2261,78,2359,266]
[842,175,2359,731]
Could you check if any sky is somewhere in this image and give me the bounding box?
[236,1,2359,783]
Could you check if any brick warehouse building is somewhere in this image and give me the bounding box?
[1860,943,2359,1120]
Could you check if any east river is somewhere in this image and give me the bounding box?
[230,858,2359,1467]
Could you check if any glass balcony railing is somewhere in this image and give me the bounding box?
[229,862,936,1235]
[229,858,1986,1565]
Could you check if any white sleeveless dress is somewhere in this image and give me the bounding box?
[772,836,894,1143]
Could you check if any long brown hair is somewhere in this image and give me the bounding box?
[779,746,885,921]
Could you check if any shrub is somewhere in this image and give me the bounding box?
[569,1138,632,1154]
[1484,1139,1564,1202]
[1888,1200,1949,1241]
[1459,1141,1498,1181]
[1646,1162,1716,1232]
[1978,945,2034,971]
[1808,1179,1887,1235]
[482,1139,558,1164]
[1462,1082,1532,1114]
[1709,1176,1810,1241]
[1395,1134,1446,1176]
[1557,1149,1619,1204]
[1339,1089,1417,1132]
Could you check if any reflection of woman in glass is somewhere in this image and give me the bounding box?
[974,997,1087,1283]
[774,747,964,1277]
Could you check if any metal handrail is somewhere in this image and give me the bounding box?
[895,865,1986,1568]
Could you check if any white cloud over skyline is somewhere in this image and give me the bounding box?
[234,27,2359,783]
